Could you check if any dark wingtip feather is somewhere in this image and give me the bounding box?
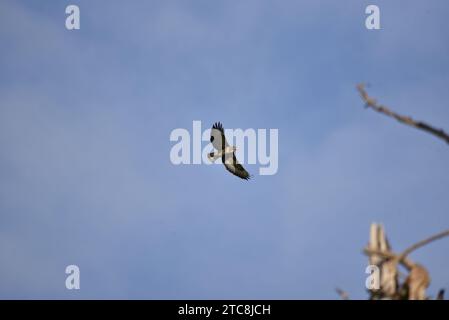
[212,122,224,132]
[236,174,251,181]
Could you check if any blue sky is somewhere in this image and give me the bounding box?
[1,0,449,299]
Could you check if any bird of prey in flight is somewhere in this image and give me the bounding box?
[207,122,251,180]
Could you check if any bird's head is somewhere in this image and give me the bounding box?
[207,152,215,162]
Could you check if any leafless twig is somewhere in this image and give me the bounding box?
[364,229,449,270]
[397,229,449,262]
[363,248,415,270]
[335,287,350,300]
[364,226,449,299]
[356,84,449,144]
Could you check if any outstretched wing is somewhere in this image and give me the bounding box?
[210,122,229,151]
[222,152,251,180]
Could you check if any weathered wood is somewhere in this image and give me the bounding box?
[363,223,449,300]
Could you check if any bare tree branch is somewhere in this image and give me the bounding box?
[436,289,445,300]
[363,226,449,299]
[363,248,414,270]
[356,84,449,144]
[364,229,449,270]
[397,229,449,262]
[335,287,350,300]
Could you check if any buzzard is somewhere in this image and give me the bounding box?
[207,122,251,180]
